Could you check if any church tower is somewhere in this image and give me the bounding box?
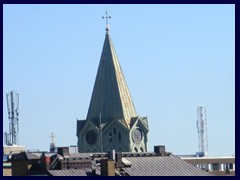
[76,12,149,153]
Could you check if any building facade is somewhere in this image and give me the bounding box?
[180,156,235,176]
[76,23,149,153]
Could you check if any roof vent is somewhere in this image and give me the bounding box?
[154,145,166,156]
[57,147,70,159]
[122,158,132,167]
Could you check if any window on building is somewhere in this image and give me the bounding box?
[202,164,208,171]
[212,163,220,171]
[113,128,117,138]
[227,163,233,170]
[140,147,144,152]
[109,133,112,142]
[118,132,121,141]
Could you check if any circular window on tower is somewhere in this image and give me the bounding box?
[132,128,143,143]
[85,130,97,145]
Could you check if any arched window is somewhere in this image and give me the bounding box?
[109,133,112,142]
[118,132,121,141]
[113,128,116,135]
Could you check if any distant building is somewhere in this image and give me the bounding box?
[3,145,26,176]
[8,146,210,176]
[180,156,235,176]
[3,155,11,176]
[6,151,56,176]
[76,14,148,153]
[3,145,25,155]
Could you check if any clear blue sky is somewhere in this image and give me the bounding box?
[3,4,235,156]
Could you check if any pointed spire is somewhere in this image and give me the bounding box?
[86,28,137,126]
[102,11,111,33]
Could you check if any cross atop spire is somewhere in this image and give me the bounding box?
[102,11,111,32]
[50,132,55,144]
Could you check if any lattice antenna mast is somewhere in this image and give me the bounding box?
[197,107,208,156]
[6,91,19,145]
[3,131,11,146]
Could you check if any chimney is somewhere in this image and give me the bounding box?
[116,152,122,164]
[57,147,70,159]
[100,159,115,176]
[41,153,50,170]
[108,149,115,162]
[154,145,166,155]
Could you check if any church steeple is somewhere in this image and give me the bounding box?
[76,14,149,153]
[86,17,137,126]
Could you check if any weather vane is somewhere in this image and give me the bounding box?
[102,11,111,32]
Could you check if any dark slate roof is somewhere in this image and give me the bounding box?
[129,117,149,131]
[11,152,40,161]
[122,155,210,176]
[129,117,139,128]
[25,152,41,160]
[48,169,91,176]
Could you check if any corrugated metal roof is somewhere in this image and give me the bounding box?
[69,153,91,159]
[69,152,108,160]
[122,155,210,176]
[48,169,91,176]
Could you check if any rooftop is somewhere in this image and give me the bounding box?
[122,154,210,176]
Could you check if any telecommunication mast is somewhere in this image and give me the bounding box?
[197,106,208,156]
[6,91,20,145]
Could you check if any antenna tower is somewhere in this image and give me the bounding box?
[6,91,19,145]
[197,106,208,156]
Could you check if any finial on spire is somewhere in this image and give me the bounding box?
[50,132,55,144]
[102,11,111,32]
